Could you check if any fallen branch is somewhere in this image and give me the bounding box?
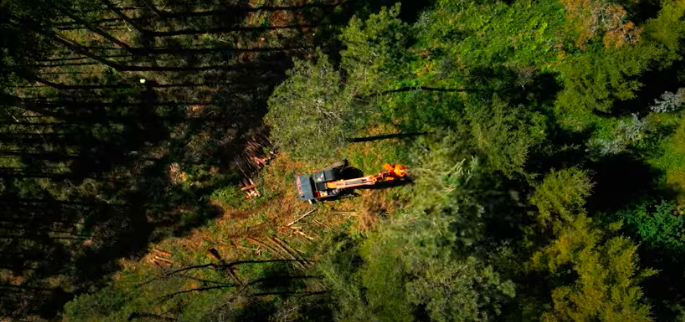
[271,237,307,263]
[151,247,171,257]
[149,258,171,269]
[234,244,259,253]
[294,230,315,241]
[200,274,325,320]
[312,219,329,229]
[246,237,283,258]
[154,256,173,264]
[265,237,308,270]
[329,210,357,215]
[286,208,317,227]
[227,268,243,286]
[240,184,257,191]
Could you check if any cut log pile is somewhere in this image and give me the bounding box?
[233,130,275,199]
[240,178,260,199]
[234,131,275,177]
[149,247,174,268]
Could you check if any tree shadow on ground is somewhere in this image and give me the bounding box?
[611,59,685,117]
[340,167,364,180]
[637,248,685,321]
[467,67,563,107]
[1,0,395,319]
[586,152,678,214]
[194,261,327,321]
[347,132,427,143]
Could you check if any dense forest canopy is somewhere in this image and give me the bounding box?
[3,0,685,321]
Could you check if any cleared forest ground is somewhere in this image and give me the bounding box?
[118,127,408,289]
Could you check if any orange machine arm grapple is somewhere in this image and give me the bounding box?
[325,164,408,190]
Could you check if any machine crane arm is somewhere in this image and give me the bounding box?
[325,163,407,190]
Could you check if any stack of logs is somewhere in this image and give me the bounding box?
[240,178,259,199]
[234,131,275,178]
[148,247,173,268]
[235,131,276,199]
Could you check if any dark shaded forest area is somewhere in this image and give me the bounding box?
[5,0,685,321]
[0,0,405,319]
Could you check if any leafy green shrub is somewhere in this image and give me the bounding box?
[63,288,129,321]
[266,53,346,159]
[210,186,244,208]
[266,6,413,160]
[618,200,685,254]
[589,114,652,156]
[464,96,540,177]
[530,168,593,226]
[529,215,655,322]
[618,114,650,140]
[340,4,413,93]
[590,137,628,156]
[319,209,516,322]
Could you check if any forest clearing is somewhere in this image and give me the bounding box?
[4,0,685,321]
